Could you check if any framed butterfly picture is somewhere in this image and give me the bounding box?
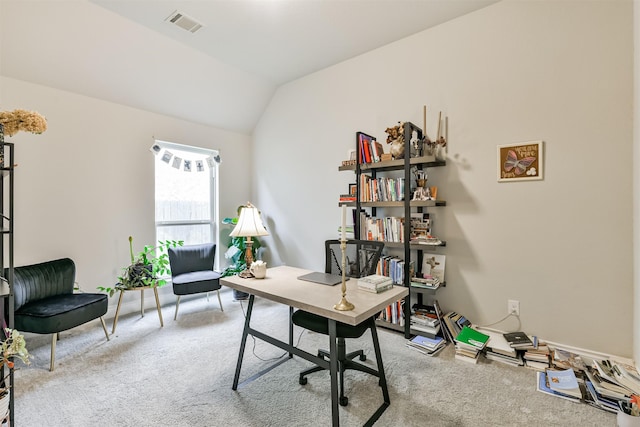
[497,141,544,182]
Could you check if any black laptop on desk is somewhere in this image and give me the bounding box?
[297,272,348,286]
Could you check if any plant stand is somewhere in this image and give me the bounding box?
[111,286,164,334]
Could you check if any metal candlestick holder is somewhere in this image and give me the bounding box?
[334,238,354,311]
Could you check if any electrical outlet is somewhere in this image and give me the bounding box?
[508,299,520,316]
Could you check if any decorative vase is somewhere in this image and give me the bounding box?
[0,390,10,422]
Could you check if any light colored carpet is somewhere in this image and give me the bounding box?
[14,288,615,426]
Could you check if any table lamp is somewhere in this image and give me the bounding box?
[230,202,269,278]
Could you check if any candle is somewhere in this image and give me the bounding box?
[341,205,346,241]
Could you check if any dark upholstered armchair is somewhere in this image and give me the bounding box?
[12,258,110,371]
[292,239,385,406]
[168,243,223,320]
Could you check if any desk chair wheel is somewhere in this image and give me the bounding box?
[359,354,367,362]
[299,376,308,385]
[340,396,348,406]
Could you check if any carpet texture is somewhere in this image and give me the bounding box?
[14,288,615,426]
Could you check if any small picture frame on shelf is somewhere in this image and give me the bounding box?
[497,140,543,182]
[349,183,357,196]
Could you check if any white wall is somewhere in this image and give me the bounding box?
[1,76,251,313]
[634,0,640,364]
[254,1,634,356]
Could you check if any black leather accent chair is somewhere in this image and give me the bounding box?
[292,239,385,406]
[12,258,110,371]
[168,243,223,320]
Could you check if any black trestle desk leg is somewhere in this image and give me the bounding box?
[329,319,339,426]
[232,294,255,390]
[289,306,294,358]
[371,323,390,404]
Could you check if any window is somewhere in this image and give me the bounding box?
[154,140,219,268]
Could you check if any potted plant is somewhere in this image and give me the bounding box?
[0,328,31,420]
[98,236,184,297]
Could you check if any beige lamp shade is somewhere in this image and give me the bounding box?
[230,203,269,237]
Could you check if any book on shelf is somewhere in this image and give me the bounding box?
[536,371,581,403]
[410,305,439,327]
[421,254,445,283]
[410,212,431,239]
[339,194,356,202]
[377,298,404,326]
[503,331,533,348]
[357,131,380,164]
[545,368,583,399]
[409,278,440,290]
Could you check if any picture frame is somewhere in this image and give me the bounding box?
[497,140,543,182]
[349,183,357,196]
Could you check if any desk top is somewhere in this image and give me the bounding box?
[220,265,408,326]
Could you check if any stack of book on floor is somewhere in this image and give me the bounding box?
[537,368,584,403]
[522,338,551,371]
[477,328,523,366]
[503,331,534,350]
[406,334,447,357]
[440,311,471,343]
[357,274,393,293]
[409,304,441,338]
[584,363,633,413]
[454,325,490,364]
[534,347,639,414]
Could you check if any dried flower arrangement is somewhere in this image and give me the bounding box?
[0,329,31,394]
[0,109,47,137]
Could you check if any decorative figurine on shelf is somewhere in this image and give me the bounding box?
[385,121,405,160]
[434,135,447,161]
[410,129,422,158]
[411,168,434,201]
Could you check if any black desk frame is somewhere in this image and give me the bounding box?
[231,294,390,427]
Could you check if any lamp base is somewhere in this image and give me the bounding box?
[238,269,254,279]
[334,297,355,311]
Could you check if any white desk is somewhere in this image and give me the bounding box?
[221,265,408,427]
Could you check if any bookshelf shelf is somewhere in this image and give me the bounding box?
[341,122,447,339]
[0,139,15,426]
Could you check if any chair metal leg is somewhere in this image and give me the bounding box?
[112,290,125,334]
[50,334,57,372]
[216,289,224,312]
[140,288,145,317]
[99,317,110,341]
[174,296,181,320]
[153,287,164,327]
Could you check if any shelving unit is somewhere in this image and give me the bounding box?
[340,122,446,338]
[0,139,15,427]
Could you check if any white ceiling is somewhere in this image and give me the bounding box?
[1,0,498,134]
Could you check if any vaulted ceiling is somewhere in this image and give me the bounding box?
[1,0,498,134]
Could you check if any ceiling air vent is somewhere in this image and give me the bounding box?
[165,10,203,33]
